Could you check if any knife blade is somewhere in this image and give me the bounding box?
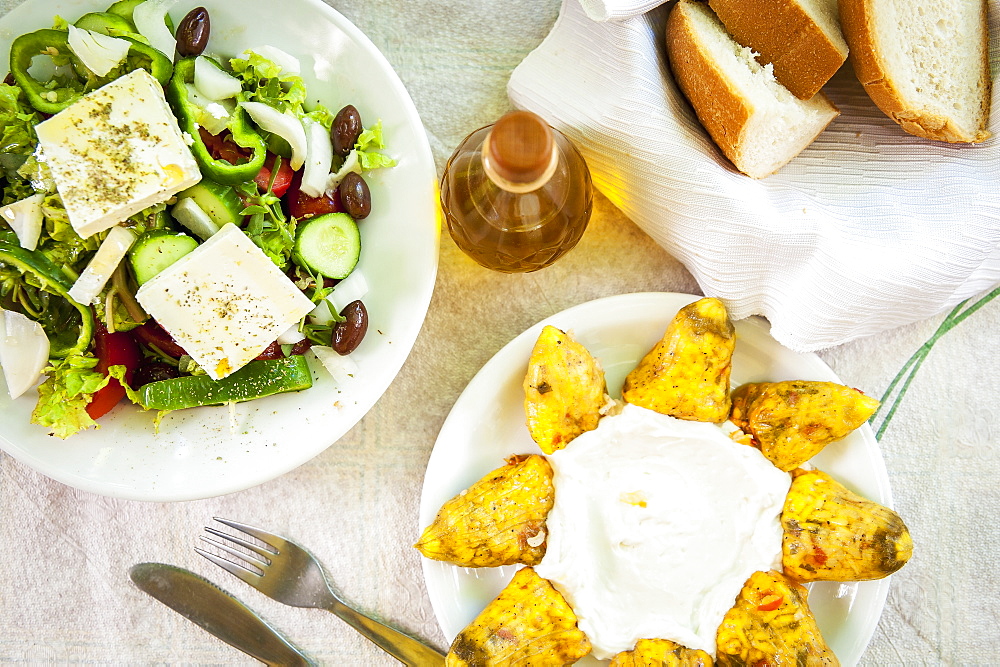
[129,562,314,666]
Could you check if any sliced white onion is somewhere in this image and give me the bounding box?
[241,102,307,170]
[0,193,44,251]
[171,197,220,240]
[246,45,301,75]
[182,83,234,135]
[67,26,131,77]
[194,56,243,100]
[307,299,333,325]
[325,149,361,193]
[327,270,368,314]
[68,226,136,305]
[0,310,50,399]
[310,345,359,385]
[276,323,305,345]
[300,118,333,197]
[132,0,178,58]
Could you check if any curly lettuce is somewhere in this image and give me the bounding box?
[30,352,109,439]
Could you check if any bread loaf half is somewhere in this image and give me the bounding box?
[840,0,991,143]
[666,0,840,179]
[708,0,848,100]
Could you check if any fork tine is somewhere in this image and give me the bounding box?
[194,547,263,588]
[200,534,271,569]
[213,517,283,550]
[204,527,276,561]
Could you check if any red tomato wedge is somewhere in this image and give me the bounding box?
[86,325,142,420]
[284,170,344,220]
[255,153,295,198]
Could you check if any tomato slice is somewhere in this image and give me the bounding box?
[285,170,344,219]
[255,153,295,198]
[86,324,142,420]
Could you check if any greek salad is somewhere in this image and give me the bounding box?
[0,0,395,438]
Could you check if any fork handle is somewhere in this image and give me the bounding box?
[323,598,447,666]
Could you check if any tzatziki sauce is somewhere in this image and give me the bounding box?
[534,403,791,658]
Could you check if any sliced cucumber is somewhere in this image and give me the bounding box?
[292,212,361,279]
[171,197,220,240]
[129,230,198,285]
[177,179,243,228]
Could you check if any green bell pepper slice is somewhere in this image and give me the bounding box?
[167,57,267,185]
[74,12,139,37]
[9,29,173,115]
[0,235,93,358]
[136,356,313,410]
[105,0,175,33]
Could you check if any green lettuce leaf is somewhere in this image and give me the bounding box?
[30,353,110,439]
[229,50,309,115]
[355,121,396,170]
[37,194,101,275]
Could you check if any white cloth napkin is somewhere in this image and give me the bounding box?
[508,0,1000,352]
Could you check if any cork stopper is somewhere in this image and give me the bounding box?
[484,111,556,188]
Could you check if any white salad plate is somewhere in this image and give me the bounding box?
[420,292,893,666]
[0,0,438,500]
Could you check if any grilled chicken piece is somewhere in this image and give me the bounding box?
[716,570,838,667]
[415,455,554,567]
[730,380,880,471]
[447,567,592,666]
[622,297,735,423]
[524,325,608,454]
[782,467,912,582]
[610,638,712,666]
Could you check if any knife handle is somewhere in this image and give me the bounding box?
[323,598,446,666]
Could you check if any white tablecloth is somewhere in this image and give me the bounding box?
[0,0,998,664]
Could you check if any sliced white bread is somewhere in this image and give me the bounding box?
[665,0,840,179]
[839,0,991,143]
[708,0,848,100]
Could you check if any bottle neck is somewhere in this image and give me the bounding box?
[481,131,559,194]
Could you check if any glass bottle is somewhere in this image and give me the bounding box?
[440,110,594,273]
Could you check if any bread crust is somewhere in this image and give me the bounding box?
[839,0,991,143]
[709,0,848,100]
[666,0,753,174]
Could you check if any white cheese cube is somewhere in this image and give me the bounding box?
[135,224,315,380]
[35,69,201,239]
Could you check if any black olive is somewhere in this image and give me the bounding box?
[331,300,368,355]
[331,105,363,157]
[176,7,211,57]
[338,172,372,219]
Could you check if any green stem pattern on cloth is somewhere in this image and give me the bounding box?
[872,284,1000,440]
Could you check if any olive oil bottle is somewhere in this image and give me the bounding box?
[440,110,593,273]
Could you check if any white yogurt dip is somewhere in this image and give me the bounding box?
[534,403,791,658]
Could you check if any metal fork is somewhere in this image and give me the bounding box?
[196,518,446,666]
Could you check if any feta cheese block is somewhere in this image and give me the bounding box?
[135,224,315,380]
[34,69,201,238]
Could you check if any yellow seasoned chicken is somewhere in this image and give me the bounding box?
[524,325,608,454]
[782,468,912,582]
[716,570,838,667]
[610,638,712,666]
[415,455,554,568]
[622,297,735,423]
[447,567,592,666]
[730,381,880,471]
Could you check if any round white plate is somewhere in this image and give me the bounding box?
[420,292,892,666]
[0,0,439,500]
